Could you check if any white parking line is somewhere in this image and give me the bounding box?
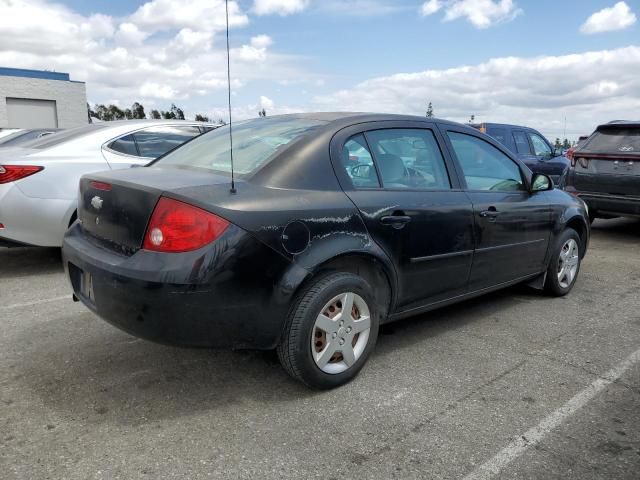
[0,295,71,311]
[463,347,640,480]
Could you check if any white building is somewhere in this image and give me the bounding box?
[0,67,87,129]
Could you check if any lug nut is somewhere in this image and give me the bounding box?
[339,339,345,345]
[332,332,337,339]
[347,327,352,333]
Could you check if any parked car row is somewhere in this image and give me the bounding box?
[0,120,217,247]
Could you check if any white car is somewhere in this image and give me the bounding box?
[0,120,216,247]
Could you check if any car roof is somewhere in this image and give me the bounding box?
[601,120,640,128]
[471,122,537,131]
[269,112,471,129]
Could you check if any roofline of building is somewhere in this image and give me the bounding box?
[0,67,84,83]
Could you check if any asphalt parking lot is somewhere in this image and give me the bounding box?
[1,218,639,480]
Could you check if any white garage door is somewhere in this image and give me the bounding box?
[6,98,58,128]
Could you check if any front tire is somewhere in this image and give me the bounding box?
[277,272,380,389]
[544,228,581,296]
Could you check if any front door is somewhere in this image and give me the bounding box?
[441,128,551,290]
[332,123,475,310]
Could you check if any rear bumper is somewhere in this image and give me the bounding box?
[577,192,640,218]
[62,224,299,349]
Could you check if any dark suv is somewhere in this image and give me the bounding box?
[565,121,640,222]
[473,123,569,185]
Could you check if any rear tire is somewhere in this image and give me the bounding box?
[544,228,581,296]
[277,272,380,389]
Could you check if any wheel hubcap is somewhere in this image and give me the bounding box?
[557,238,579,288]
[311,292,371,374]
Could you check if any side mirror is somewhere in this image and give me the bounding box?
[531,173,553,192]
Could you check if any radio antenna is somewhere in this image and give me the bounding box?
[225,0,236,194]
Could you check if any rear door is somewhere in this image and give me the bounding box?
[331,121,475,310]
[440,126,551,290]
[527,131,567,181]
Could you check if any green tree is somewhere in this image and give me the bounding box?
[131,102,146,119]
[562,138,571,150]
[124,108,133,120]
[258,108,266,117]
[217,118,227,126]
[161,110,176,119]
[195,114,210,122]
[107,104,125,120]
[469,114,475,124]
[426,102,434,117]
[149,109,161,119]
[170,103,185,120]
[554,138,562,149]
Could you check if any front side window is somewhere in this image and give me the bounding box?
[447,131,525,192]
[513,131,532,155]
[134,126,202,158]
[364,129,450,190]
[529,133,552,156]
[342,134,379,188]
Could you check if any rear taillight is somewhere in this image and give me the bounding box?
[566,148,575,165]
[143,197,229,253]
[577,157,589,169]
[0,165,43,184]
[90,181,112,191]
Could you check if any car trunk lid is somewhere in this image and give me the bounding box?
[572,152,640,196]
[78,167,233,254]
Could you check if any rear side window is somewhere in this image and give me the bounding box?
[486,128,508,147]
[109,134,138,156]
[512,131,532,154]
[134,126,202,158]
[364,129,450,190]
[582,127,640,154]
[447,131,525,192]
[529,133,552,156]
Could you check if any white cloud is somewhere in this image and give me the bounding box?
[253,0,310,16]
[115,23,148,46]
[260,95,275,109]
[420,0,522,29]
[580,1,636,34]
[313,46,640,139]
[0,0,316,116]
[130,0,248,33]
[421,0,442,16]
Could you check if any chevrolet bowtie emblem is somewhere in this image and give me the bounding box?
[91,196,103,210]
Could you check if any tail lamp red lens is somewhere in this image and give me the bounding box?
[0,165,43,184]
[143,197,229,253]
[90,181,112,191]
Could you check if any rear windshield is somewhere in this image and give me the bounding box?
[151,117,326,175]
[20,124,108,149]
[581,127,640,155]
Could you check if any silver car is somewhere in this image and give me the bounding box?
[0,120,216,247]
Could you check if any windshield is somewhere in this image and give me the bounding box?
[20,124,108,149]
[582,127,640,155]
[151,117,326,175]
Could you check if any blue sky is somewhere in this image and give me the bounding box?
[1,1,639,139]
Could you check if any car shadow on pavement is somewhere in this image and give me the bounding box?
[0,247,62,278]
[591,217,640,241]
[9,285,541,428]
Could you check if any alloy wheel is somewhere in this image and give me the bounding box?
[557,238,579,288]
[311,292,371,374]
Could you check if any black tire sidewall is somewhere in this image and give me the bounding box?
[289,273,380,389]
[546,228,581,295]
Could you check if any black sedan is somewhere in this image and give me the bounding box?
[62,113,590,389]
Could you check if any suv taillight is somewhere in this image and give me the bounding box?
[142,197,229,253]
[0,165,43,184]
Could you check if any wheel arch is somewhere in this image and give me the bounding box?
[565,214,589,258]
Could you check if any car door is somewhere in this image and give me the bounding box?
[102,125,202,168]
[440,127,551,290]
[331,122,475,310]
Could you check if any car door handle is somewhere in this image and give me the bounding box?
[380,215,412,229]
[479,208,500,219]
